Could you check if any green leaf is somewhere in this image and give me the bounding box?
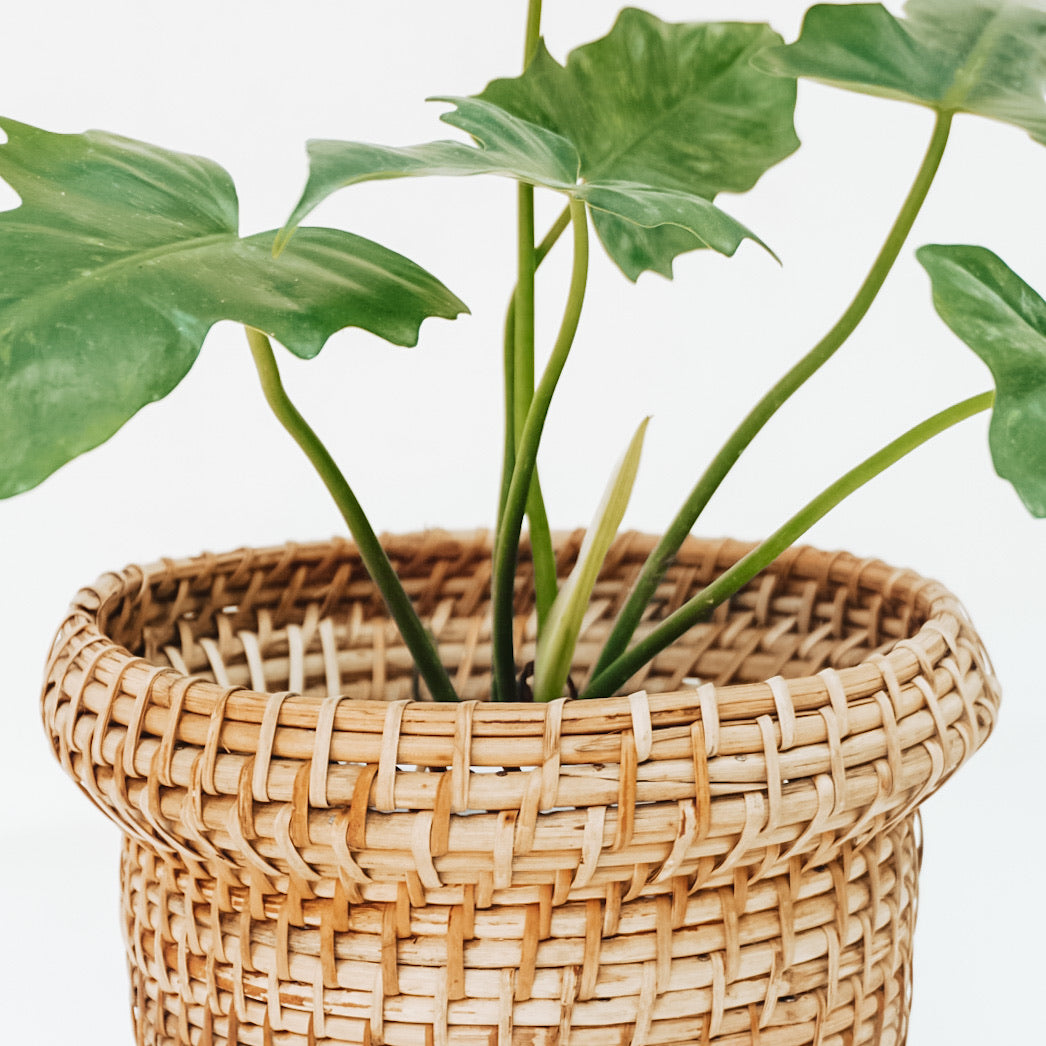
[757,0,1046,141]
[0,118,466,498]
[532,417,650,703]
[577,182,775,263]
[280,12,796,280]
[478,11,798,278]
[276,98,581,250]
[279,96,769,272]
[916,243,1046,516]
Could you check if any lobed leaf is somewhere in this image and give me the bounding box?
[917,243,1046,516]
[280,12,796,280]
[757,0,1046,141]
[478,10,798,278]
[0,118,467,498]
[276,98,581,251]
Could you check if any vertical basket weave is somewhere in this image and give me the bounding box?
[42,531,999,1046]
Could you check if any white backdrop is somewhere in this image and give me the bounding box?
[1,1,1043,1042]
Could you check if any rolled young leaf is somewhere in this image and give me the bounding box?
[0,118,467,498]
[756,0,1046,141]
[917,243,1046,516]
[532,417,650,703]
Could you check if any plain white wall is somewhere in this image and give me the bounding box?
[1,1,1043,1041]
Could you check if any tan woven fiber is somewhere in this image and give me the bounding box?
[42,531,999,1045]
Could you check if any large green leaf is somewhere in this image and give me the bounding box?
[0,118,467,498]
[276,97,581,250]
[279,97,768,273]
[917,243,1046,516]
[280,12,797,280]
[478,10,799,278]
[757,0,1046,141]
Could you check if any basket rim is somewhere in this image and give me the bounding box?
[51,530,977,739]
[43,530,997,891]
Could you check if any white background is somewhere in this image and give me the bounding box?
[1,1,1043,1041]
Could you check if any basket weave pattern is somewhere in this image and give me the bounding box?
[42,532,999,1046]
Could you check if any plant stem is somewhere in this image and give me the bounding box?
[496,204,573,528]
[537,205,571,264]
[523,0,542,66]
[509,0,557,628]
[498,201,577,628]
[591,109,954,681]
[514,182,558,625]
[514,185,537,440]
[499,297,517,526]
[491,197,590,700]
[244,326,458,703]
[583,390,992,699]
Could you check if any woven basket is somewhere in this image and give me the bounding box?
[42,531,999,1046]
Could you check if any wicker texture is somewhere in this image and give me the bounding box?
[42,531,1000,1045]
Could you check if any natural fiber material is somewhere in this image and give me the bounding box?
[42,531,999,1045]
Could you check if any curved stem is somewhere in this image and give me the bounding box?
[514,181,559,625]
[244,326,458,702]
[491,198,590,700]
[511,0,558,627]
[496,201,575,625]
[591,110,955,680]
[497,203,575,527]
[583,390,992,698]
[537,204,571,265]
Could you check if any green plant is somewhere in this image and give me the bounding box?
[2,0,1045,703]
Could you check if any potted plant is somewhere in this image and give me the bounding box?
[3,0,1044,1043]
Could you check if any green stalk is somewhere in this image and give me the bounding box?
[591,110,955,680]
[496,204,573,527]
[514,182,558,625]
[583,390,992,699]
[244,326,458,703]
[500,338,557,634]
[491,197,590,700]
[499,296,517,525]
[498,0,549,526]
[514,185,537,438]
[537,205,571,264]
[523,0,542,66]
[497,203,578,626]
[513,0,557,627]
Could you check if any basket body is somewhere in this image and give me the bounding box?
[42,532,999,1046]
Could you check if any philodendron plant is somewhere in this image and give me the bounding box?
[3,0,1045,704]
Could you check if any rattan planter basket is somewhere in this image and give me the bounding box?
[42,531,998,1046]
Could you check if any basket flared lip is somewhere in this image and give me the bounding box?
[61,531,975,739]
